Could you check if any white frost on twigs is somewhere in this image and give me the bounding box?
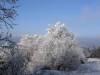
[18,22,85,74]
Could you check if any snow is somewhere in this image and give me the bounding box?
[35,58,100,75]
[87,58,100,63]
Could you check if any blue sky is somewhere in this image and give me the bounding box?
[14,0,100,38]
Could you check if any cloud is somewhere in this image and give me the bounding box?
[72,5,100,37]
[79,6,100,23]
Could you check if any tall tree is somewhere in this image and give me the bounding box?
[0,0,18,46]
[0,1,20,75]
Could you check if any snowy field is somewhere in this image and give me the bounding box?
[36,58,100,75]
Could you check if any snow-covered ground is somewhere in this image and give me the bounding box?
[36,58,100,75]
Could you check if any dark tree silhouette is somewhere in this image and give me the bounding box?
[0,0,18,47]
[0,1,25,75]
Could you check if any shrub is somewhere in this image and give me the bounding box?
[90,47,100,58]
[19,22,85,74]
[0,42,27,75]
[82,47,92,58]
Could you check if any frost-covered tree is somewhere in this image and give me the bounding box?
[0,0,22,75]
[19,22,85,74]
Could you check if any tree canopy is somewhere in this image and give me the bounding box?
[0,0,18,46]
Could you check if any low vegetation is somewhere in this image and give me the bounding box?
[90,47,100,58]
[0,22,86,75]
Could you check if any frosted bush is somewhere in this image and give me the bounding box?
[0,43,27,75]
[19,22,85,74]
